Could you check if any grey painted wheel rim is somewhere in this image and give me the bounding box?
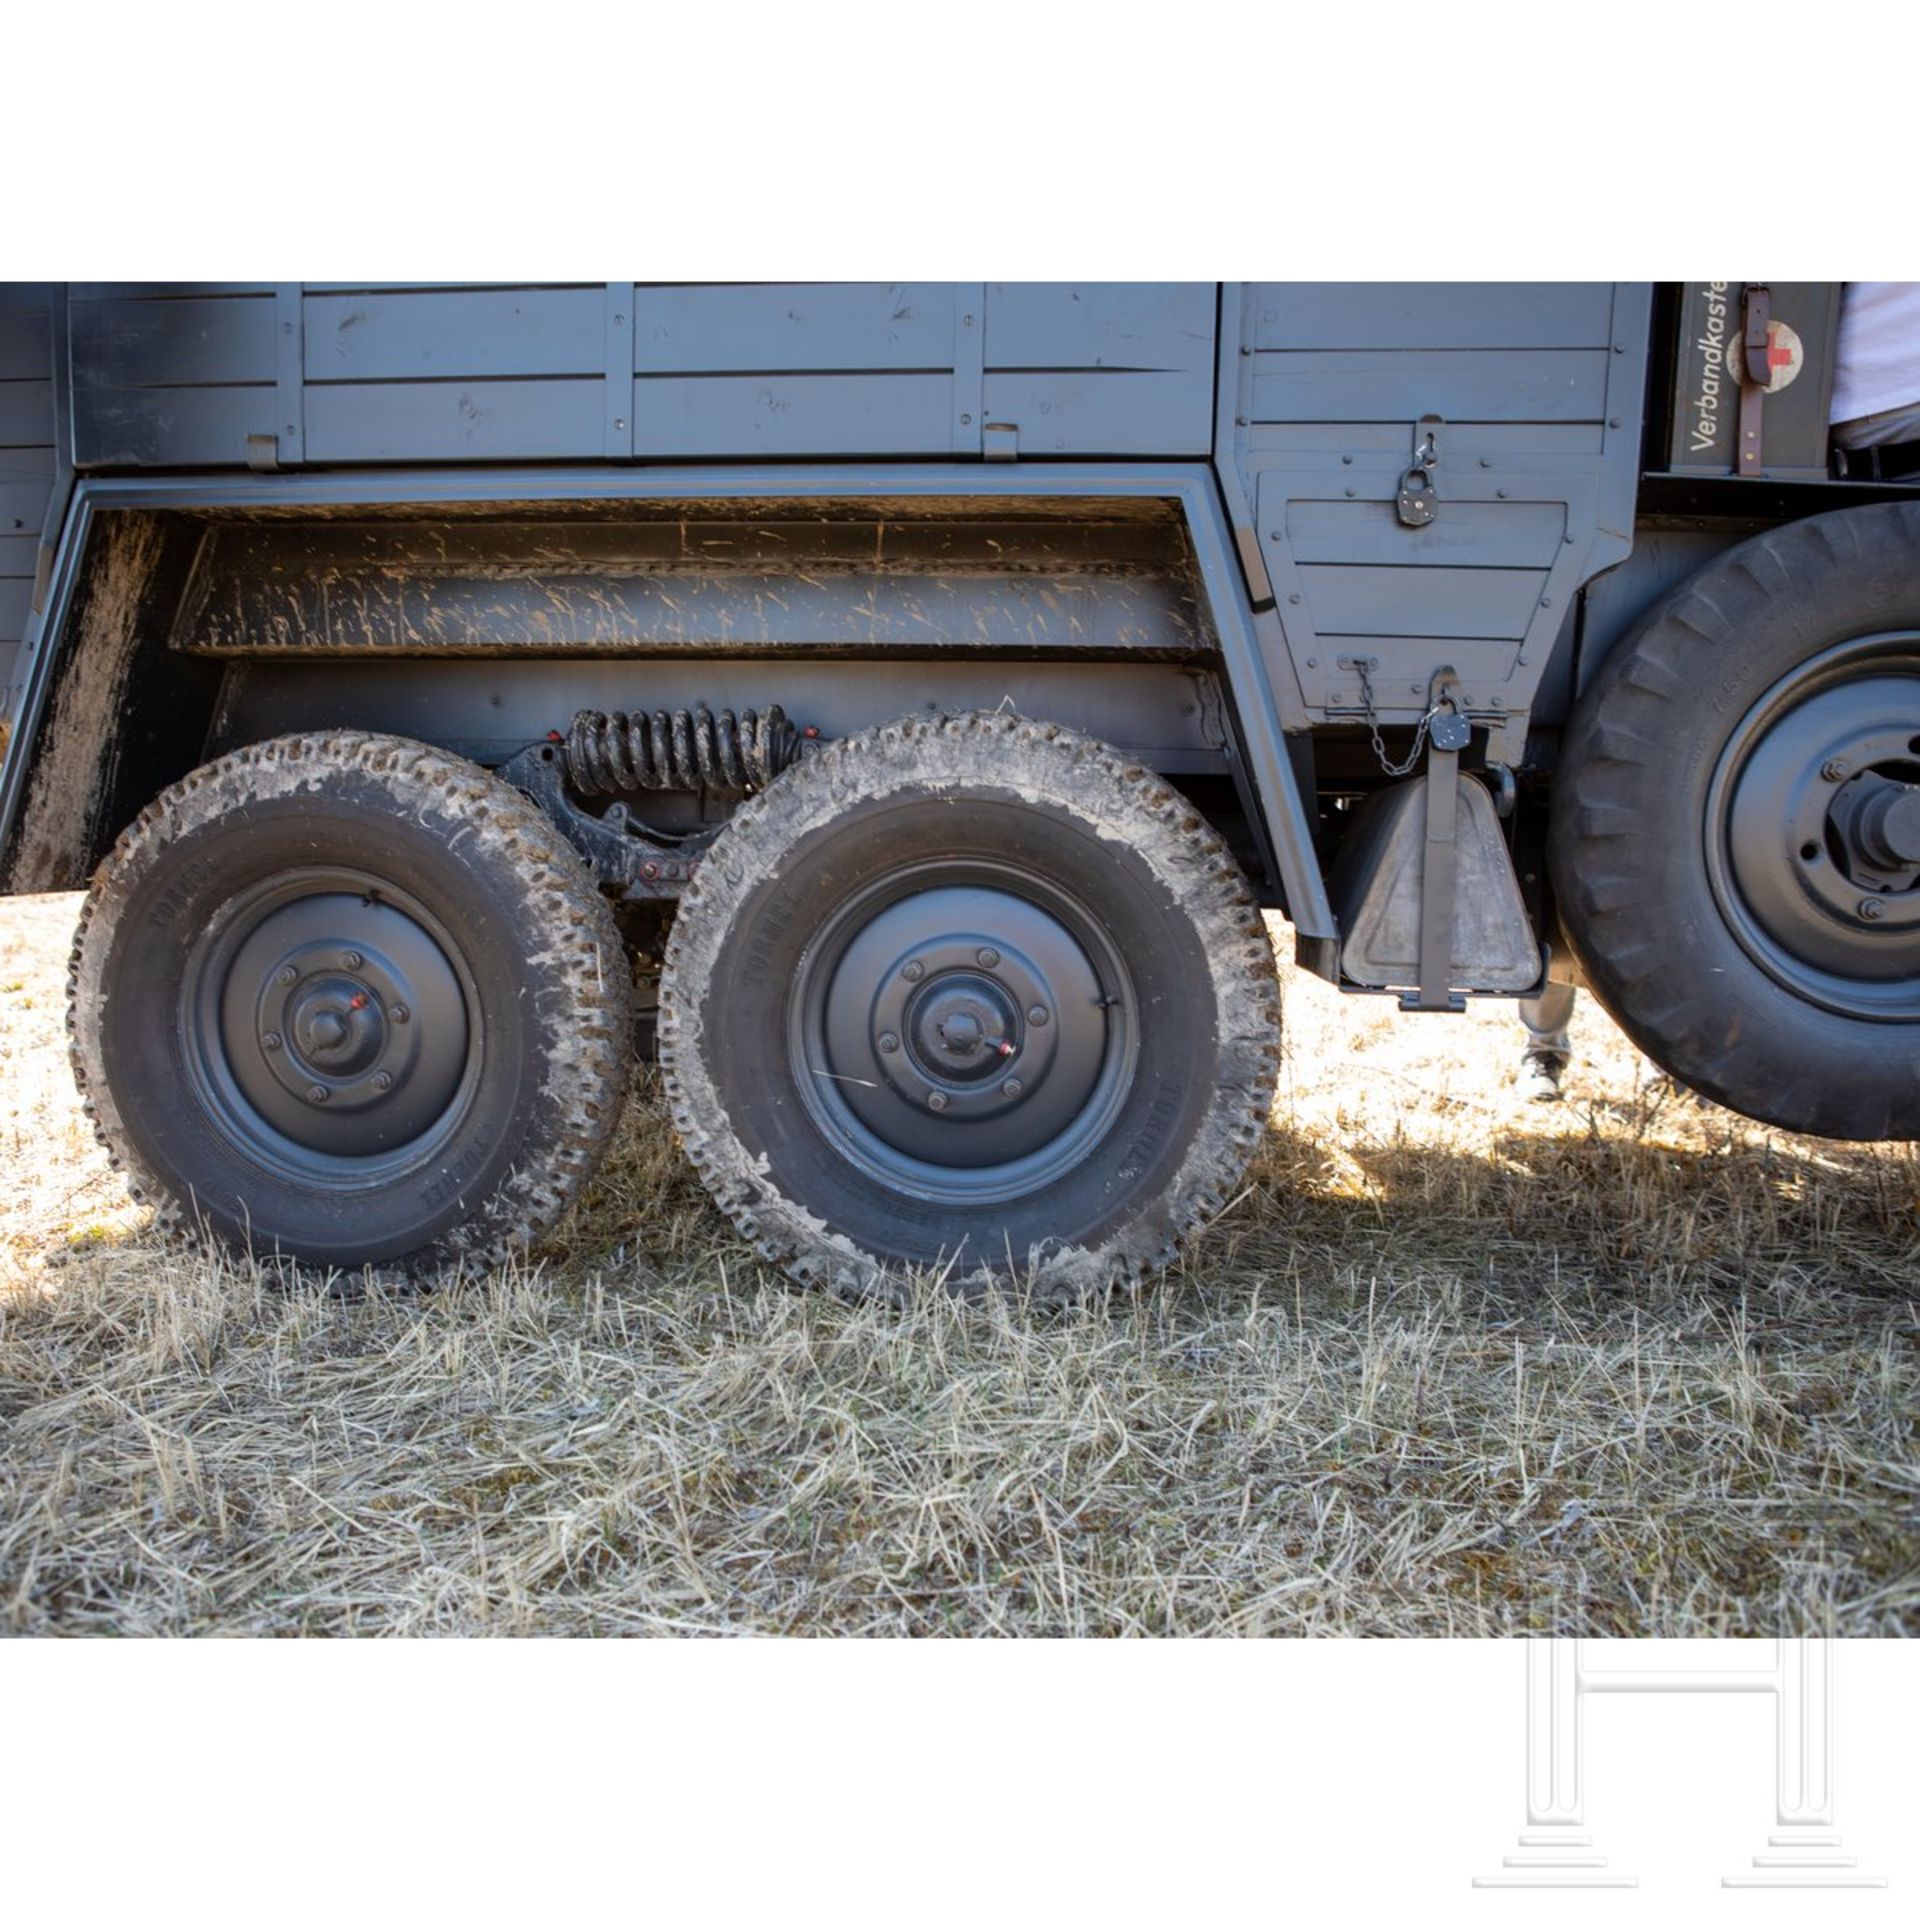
[1706,633,1920,1024]
[182,866,483,1186]
[789,861,1139,1206]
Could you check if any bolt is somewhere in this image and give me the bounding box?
[306,1085,329,1104]
[275,965,298,987]
[373,1070,394,1091]
[878,1033,899,1054]
[1821,759,1850,782]
[1858,896,1888,921]
[1002,1079,1024,1098]
[342,950,364,971]
[1028,1006,1049,1026]
[902,960,924,984]
[927,1090,949,1112]
[390,1003,410,1024]
[262,1032,283,1053]
[976,947,1000,969]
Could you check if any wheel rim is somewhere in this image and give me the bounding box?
[1706,632,1920,1023]
[182,866,482,1186]
[789,860,1139,1206]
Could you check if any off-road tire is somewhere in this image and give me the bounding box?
[659,711,1282,1301]
[69,731,632,1272]
[1550,503,1920,1139]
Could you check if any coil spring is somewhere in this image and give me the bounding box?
[564,705,801,798]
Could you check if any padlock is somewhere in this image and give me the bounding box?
[1428,706,1472,753]
[1396,463,1437,528]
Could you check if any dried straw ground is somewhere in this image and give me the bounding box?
[2,890,1915,1636]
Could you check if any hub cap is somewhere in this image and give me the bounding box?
[185,870,479,1181]
[793,868,1137,1205]
[1707,635,1920,1022]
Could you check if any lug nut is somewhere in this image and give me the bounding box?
[1002,1078,1024,1098]
[1027,1005,1049,1026]
[342,951,364,971]
[390,1003,411,1024]
[1822,759,1850,783]
[1858,896,1888,921]
[902,961,925,983]
[877,1033,899,1054]
[976,947,1000,969]
[306,1085,329,1104]
[372,1070,394,1091]
[927,1090,949,1112]
[262,1032,283,1053]
[275,965,298,987]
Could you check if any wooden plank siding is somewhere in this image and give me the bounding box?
[0,284,58,713]
[1242,283,1631,720]
[68,283,1222,470]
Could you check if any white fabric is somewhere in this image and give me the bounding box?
[1830,282,1920,427]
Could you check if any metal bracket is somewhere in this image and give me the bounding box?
[1400,666,1470,1011]
[1739,285,1771,475]
[497,741,712,902]
[1396,414,1443,527]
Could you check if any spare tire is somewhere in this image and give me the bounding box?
[1551,502,1920,1139]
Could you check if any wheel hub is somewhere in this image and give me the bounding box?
[210,889,471,1158]
[801,878,1131,1191]
[1711,644,1920,1021]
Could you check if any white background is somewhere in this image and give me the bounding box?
[5,1643,1914,1916]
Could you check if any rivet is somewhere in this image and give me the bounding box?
[878,1032,900,1053]
[275,965,298,987]
[1341,455,1353,466]
[1345,487,1356,498]
[390,1003,411,1024]
[960,412,972,425]
[262,1032,283,1053]
[1858,897,1887,921]
[1027,1006,1049,1026]
[976,947,1000,969]
[372,1070,393,1091]
[1609,418,1622,430]
[306,1086,329,1104]
[1289,592,1303,604]
[342,951,364,971]
[1235,415,1248,427]
[1479,457,1492,468]
[1305,657,1319,669]
[927,1090,949,1112]
[902,960,925,984]
[1540,596,1552,608]
[1002,1079,1023,1098]
[1821,759,1849,782]
[614,417,626,431]
[1497,488,1509,499]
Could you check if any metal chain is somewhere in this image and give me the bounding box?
[1356,657,1434,778]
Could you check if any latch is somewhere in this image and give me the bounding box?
[1395,415,1443,528]
[1738,284,1771,475]
[983,421,1019,462]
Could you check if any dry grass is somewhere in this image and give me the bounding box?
[2,889,1916,1637]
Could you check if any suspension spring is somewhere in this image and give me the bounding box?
[564,705,801,798]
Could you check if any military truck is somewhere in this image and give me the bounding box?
[2,282,1914,1297]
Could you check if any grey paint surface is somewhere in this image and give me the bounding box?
[0,285,57,725]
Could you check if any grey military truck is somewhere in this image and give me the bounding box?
[2,282,1914,1297]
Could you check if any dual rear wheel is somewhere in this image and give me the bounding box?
[69,715,1282,1293]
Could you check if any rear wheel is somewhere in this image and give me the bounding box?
[70,732,632,1271]
[659,712,1281,1300]
[1551,503,1920,1138]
